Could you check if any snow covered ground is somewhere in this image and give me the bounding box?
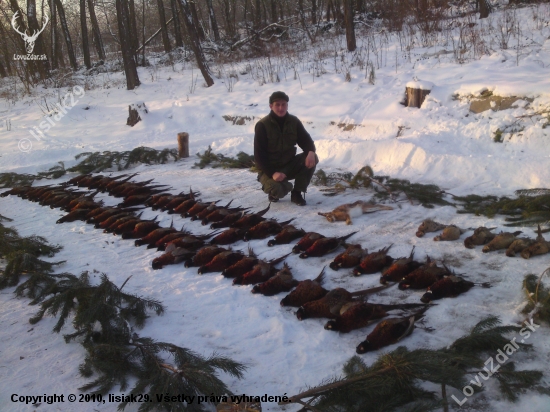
[1,4,550,411]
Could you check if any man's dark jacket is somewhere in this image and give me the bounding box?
[254,111,316,177]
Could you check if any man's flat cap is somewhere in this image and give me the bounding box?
[269,91,289,104]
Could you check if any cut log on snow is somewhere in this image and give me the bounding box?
[405,80,433,108]
[177,132,189,158]
[127,102,148,127]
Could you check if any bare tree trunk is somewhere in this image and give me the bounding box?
[206,0,220,41]
[190,1,205,40]
[270,0,277,23]
[311,0,317,25]
[178,0,214,87]
[298,0,314,43]
[156,0,172,52]
[49,0,58,69]
[171,0,184,47]
[254,0,261,31]
[343,0,356,51]
[0,22,12,76]
[80,0,92,68]
[116,0,141,89]
[54,0,78,70]
[26,0,51,77]
[128,0,139,60]
[479,0,490,19]
[88,0,106,60]
[221,0,235,39]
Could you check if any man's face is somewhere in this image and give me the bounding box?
[270,99,288,117]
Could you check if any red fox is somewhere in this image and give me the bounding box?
[318,200,393,225]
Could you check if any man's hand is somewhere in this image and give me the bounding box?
[272,172,287,182]
[305,151,316,169]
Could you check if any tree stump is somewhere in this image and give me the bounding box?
[127,102,148,127]
[177,132,189,158]
[405,80,434,108]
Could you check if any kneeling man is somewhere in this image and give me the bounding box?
[254,91,318,206]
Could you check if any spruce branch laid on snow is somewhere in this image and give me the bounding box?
[27,270,246,412]
[194,146,255,170]
[285,316,544,411]
[0,221,64,289]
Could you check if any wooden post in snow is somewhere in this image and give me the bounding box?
[405,80,433,108]
[178,132,189,158]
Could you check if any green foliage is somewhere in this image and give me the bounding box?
[312,166,450,207]
[522,272,550,325]
[0,147,178,188]
[493,128,504,143]
[28,270,245,412]
[0,172,36,188]
[29,271,164,335]
[67,147,179,174]
[36,162,68,180]
[455,189,550,226]
[372,176,451,208]
[0,222,64,290]
[194,146,255,170]
[294,316,543,412]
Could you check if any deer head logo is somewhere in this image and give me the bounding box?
[11,11,49,54]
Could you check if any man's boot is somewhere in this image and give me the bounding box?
[291,190,306,206]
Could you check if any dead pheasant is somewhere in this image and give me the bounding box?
[421,275,490,303]
[433,225,466,241]
[184,245,227,268]
[251,263,298,295]
[324,301,427,333]
[173,198,198,215]
[221,247,258,278]
[201,206,250,225]
[185,200,221,219]
[151,246,195,270]
[232,254,289,285]
[209,210,247,229]
[521,225,550,259]
[135,225,177,247]
[398,259,450,290]
[482,231,522,253]
[198,250,245,274]
[506,238,535,257]
[243,218,294,241]
[292,232,325,254]
[324,302,389,333]
[299,232,358,259]
[353,245,393,276]
[163,193,199,213]
[57,208,97,224]
[164,232,218,252]
[356,315,419,354]
[230,203,271,229]
[329,244,368,271]
[464,226,497,249]
[210,228,246,245]
[416,219,447,238]
[295,288,354,320]
[267,225,306,247]
[114,216,157,235]
[121,220,160,239]
[280,268,328,307]
[189,200,227,220]
[380,246,421,284]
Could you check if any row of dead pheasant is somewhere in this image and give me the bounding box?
[1,178,431,353]
[416,218,550,259]
[0,174,510,354]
